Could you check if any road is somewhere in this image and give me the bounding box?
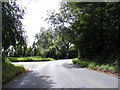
[9,59,119,88]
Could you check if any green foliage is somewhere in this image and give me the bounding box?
[109,66,117,73]
[34,27,78,59]
[2,61,25,83]
[2,2,27,57]
[79,61,88,68]
[47,2,120,65]
[5,57,55,62]
[72,58,118,73]
[72,58,79,64]
[99,65,109,71]
[73,58,88,67]
[88,63,96,69]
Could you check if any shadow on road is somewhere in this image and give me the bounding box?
[62,63,82,69]
[10,71,56,88]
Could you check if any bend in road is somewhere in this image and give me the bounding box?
[9,59,119,88]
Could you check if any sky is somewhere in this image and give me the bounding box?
[17,0,61,47]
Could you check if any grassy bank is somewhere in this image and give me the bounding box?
[72,58,119,75]
[2,61,25,84]
[5,57,55,62]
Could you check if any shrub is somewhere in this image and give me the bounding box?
[2,61,25,83]
[102,65,109,71]
[95,65,100,70]
[5,57,55,62]
[79,61,88,67]
[88,63,96,69]
[72,58,118,74]
[72,58,88,67]
[72,58,79,64]
[108,66,117,73]
[98,64,110,71]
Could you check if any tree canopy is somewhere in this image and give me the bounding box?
[2,2,27,57]
[47,2,120,64]
[31,27,78,59]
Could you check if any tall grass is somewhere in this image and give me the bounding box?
[72,58,118,74]
[2,61,25,84]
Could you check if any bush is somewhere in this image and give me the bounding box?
[79,61,88,67]
[72,58,118,74]
[2,61,25,84]
[88,63,96,69]
[100,65,109,71]
[72,58,79,64]
[95,65,100,70]
[109,66,117,73]
[72,58,88,67]
[5,57,55,62]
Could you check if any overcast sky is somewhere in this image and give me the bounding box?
[17,0,61,47]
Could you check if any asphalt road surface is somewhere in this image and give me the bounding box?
[9,59,119,88]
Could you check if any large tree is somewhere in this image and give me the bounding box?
[2,1,27,57]
[33,27,77,59]
[47,2,120,64]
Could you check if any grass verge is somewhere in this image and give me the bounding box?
[2,61,25,84]
[72,58,119,77]
[5,57,55,62]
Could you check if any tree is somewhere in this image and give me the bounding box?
[34,27,77,59]
[47,2,120,64]
[2,1,27,57]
